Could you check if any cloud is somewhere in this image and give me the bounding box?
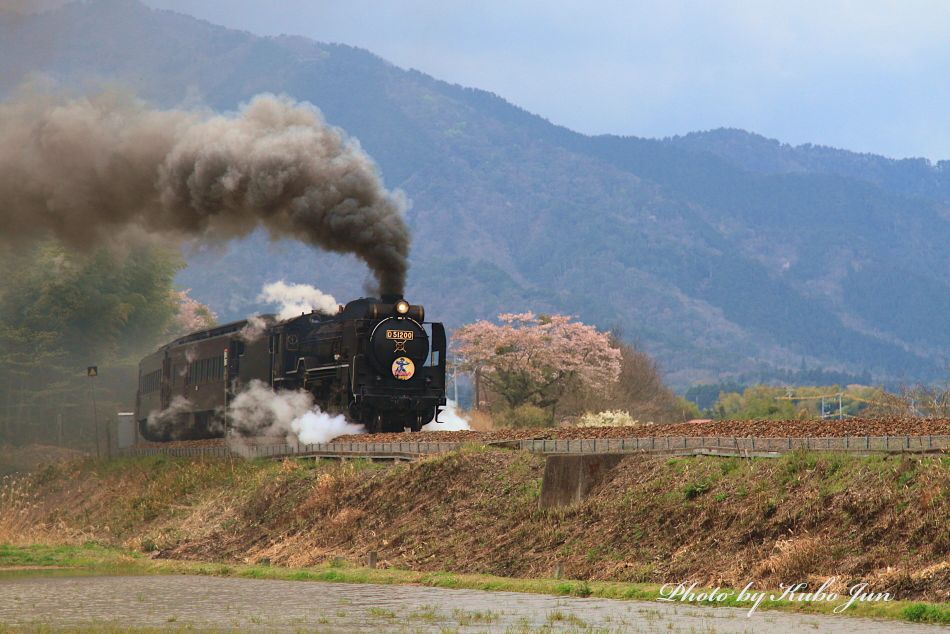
[143,1,950,158]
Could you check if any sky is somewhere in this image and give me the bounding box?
[143,0,950,160]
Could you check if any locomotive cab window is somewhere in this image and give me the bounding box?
[421,323,444,367]
[422,323,435,366]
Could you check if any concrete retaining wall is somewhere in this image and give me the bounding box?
[538,454,624,509]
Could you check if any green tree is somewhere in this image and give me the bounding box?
[560,339,694,423]
[713,385,798,420]
[0,241,191,447]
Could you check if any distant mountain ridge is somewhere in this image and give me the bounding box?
[3,0,950,387]
[670,128,950,202]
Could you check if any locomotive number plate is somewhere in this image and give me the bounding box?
[386,329,414,340]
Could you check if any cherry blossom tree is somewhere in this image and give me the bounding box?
[166,289,217,338]
[453,313,621,411]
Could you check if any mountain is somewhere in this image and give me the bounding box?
[3,0,950,387]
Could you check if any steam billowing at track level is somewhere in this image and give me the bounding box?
[0,89,410,294]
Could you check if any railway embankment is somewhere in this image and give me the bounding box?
[0,446,947,604]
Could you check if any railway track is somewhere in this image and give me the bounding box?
[120,432,950,461]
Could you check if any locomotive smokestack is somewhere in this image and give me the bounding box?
[0,88,410,294]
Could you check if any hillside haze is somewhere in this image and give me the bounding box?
[3,0,950,386]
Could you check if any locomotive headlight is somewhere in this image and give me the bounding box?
[395,300,410,315]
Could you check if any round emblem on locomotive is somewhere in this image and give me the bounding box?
[392,356,415,380]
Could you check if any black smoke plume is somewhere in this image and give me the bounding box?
[0,89,410,294]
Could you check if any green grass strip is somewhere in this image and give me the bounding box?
[1,542,947,625]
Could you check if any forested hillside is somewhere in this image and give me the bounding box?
[3,0,949,386]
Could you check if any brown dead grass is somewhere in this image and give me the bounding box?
[755,536,831,583]
[465,409,495,431]
[0,444,86,476]
[1,450,947,602]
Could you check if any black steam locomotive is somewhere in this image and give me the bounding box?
[135,295,446,441]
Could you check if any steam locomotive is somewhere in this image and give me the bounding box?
[135,295,446,441]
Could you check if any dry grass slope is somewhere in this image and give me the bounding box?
[0,449,947,603]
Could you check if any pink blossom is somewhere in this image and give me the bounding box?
[454,313,621,408]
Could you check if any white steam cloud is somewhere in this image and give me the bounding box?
[258,281,339,320]
[422,399,470,431]
[238,314,270,343]
[226,379,363,445]
[146,395,214,440]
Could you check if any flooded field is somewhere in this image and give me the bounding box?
[0,574,941,633]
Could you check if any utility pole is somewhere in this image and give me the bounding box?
[223,347,229,435]
[474,368,480,411]
[87,366,99,459]
[452,358,459,404]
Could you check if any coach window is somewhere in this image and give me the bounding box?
[141,369,161,394]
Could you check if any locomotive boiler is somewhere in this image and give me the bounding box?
[135,295,447,441]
